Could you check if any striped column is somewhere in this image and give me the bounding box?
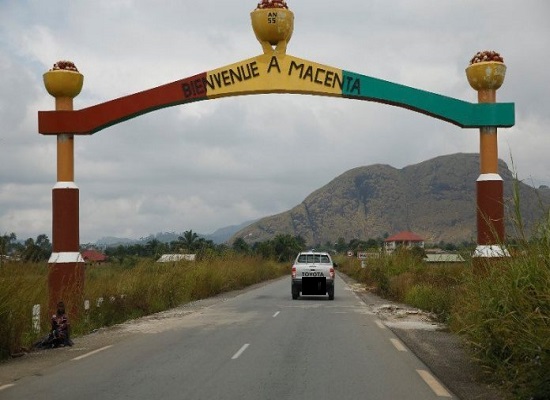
[43,68,85,317]
[466,60,509,259]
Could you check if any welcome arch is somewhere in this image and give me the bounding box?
[38,4,515,314]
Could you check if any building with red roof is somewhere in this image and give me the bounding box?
[384,231,425,253]
[81,249,108,264]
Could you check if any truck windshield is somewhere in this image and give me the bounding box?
[297,254,330,263]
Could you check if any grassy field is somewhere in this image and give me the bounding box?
[0,253,287,360]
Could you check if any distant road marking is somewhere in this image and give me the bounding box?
[417,369,452,397]
[375,320,386,329]
[0,384,15,391]
[231,344,250,360]
[273,311,280,318]
[390,338,408,352]
[72,345,113,361]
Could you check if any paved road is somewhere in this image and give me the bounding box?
[0,275,455,399]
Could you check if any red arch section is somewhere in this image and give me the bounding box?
[39,73,207,135]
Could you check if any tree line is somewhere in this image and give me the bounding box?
[104,230,307,264]
[0,233,52,265]
[1,230,474,266]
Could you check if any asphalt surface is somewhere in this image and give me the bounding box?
[0,272,507,399]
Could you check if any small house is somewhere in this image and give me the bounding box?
[81,249,108,264]
[384,231,425,254]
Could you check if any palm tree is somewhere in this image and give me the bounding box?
[178,230,199,252]
[145,239,166,258]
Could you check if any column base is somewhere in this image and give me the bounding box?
[473,244,510,258]
[48,254,85,318]
[472,245,510,275]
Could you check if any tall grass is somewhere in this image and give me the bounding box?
[338,251,464,322]
[451,162,550,398]
[0,254,287,359]
[451,241,550,399]
[0,263,47,359]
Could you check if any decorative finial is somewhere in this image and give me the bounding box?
[466,50,506,91]
[43,60,84,98]
[251,0,294,55]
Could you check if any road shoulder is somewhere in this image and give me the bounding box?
[337,271,508,400]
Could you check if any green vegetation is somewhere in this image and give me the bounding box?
[0,263,46,359]
[338,248,463,322]
[0,233,52,264]
[452,249,550,399]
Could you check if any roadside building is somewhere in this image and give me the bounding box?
[81,249,108,264]
[384,231,425,254]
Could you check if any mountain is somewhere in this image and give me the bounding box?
[94,222,252,248]
[95,236,138,247]
[230,153,550,245]
[204,220,258,244]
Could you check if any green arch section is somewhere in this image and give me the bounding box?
[341,70,514,128]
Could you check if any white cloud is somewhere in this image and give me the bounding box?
[1,0,548,242]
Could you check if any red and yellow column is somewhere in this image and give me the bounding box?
[466,54,510,259]
[43,62,85,317]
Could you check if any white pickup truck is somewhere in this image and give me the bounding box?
[291,251,335,300]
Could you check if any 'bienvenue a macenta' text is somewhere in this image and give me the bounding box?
[182,56,360,98]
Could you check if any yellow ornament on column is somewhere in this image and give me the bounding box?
[43,69,84,99]
[466,61,506,92]
[251,0,294,54]
[43,61,83,182]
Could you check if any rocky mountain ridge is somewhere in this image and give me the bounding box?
[230,153,550,245]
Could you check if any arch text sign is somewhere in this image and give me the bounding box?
[39,53,514,136]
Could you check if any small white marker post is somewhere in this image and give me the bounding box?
[32,304,41,334]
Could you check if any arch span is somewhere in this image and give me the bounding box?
[38,49,515,315]
[38,53,514,136]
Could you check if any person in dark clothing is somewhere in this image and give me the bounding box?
[35,301,73,349]
[50,301,72,347]
[49,301,73,347]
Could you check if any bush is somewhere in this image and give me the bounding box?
[339,253,460,321]
[404,284,452,319]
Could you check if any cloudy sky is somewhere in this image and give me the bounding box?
[1,0,549,244]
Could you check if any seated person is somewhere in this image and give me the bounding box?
[50,301,73,347]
